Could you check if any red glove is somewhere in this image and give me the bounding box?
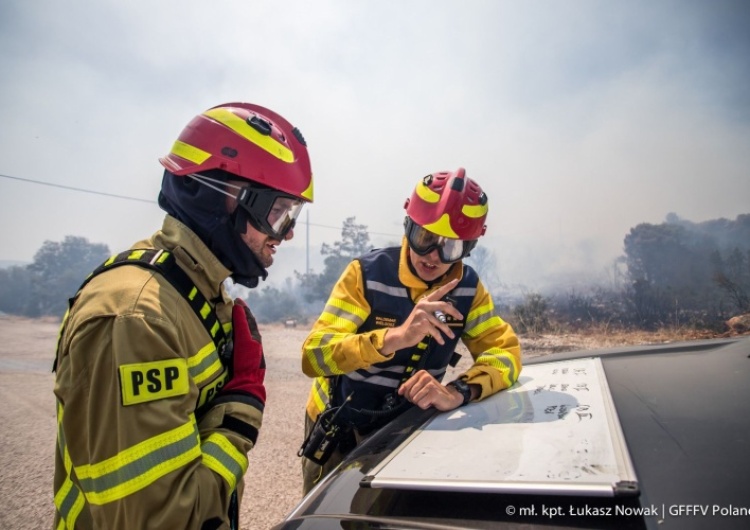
[220,299,266,404]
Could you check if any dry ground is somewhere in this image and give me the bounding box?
[0,315,734,530]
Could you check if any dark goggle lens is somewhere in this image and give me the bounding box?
[406,221,474,263]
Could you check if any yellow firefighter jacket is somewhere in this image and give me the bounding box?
[302,238,522,422]
[53,215,262,529]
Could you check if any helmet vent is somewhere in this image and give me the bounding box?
[450,177,465,192]
[221,147,238,158]
[292,127,307,146]
[248,116,272,135]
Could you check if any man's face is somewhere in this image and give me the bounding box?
[225,181,295,268]
[408,247,453,282]
[238,222,293,269]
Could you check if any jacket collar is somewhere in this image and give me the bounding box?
[142,215,232,299]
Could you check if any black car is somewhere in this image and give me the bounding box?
[273,337,750,530]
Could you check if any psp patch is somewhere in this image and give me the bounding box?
[119,359,190,406]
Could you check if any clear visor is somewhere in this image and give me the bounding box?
[184,173,306,240]
[406,220,474,263]
[268,196,304,238]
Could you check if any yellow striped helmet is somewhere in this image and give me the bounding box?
[160,102,313,203]
[404,168,488,240]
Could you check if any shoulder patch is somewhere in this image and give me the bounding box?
[119,359,190,406]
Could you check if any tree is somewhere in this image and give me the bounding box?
[712,248,750,313]
[622,220,725,327]
[464,245,501,293]
[27,236,111,317]
[0,265,33,315]
[245,282,305,324]
[512,292,551,334]
[296,217,372,303]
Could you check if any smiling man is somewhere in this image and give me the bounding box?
[53,102,313,529]
[299,168,521,493]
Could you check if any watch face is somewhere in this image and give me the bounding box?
[451,380,471,405]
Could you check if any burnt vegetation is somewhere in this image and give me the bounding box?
[2,214,748,338]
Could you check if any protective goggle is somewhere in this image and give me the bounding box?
[404,217,477,263]
[236,186,304,240]
[188,173,305,240]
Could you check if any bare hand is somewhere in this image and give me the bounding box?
[397,370,463,411]
[381,279,463,355]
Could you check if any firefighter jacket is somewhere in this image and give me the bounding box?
[53,215,262,530]
[302,238,521,428]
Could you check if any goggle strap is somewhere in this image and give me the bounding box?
[187,173,242,199]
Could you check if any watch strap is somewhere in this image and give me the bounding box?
[448,379,472,406]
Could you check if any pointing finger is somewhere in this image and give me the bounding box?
[424,278,459,302]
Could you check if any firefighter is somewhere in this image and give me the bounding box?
[53,102,314,529]
[299,168,521,493]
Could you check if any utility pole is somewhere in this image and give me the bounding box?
[306,209,310,275]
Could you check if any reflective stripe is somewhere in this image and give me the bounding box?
[311,377,330,413]
[204,107,294,163]
[307,332,342,376]
[307,331,352,376]
[189,341,223,385]
[423,213,459,239]
[464,303,499,338]
[416,181,440,203]
[345,372,401,388]
[305,298,370,375]
[201,433,249,491]
[365,280,409,299]
[74,418,201,505]
[346,363,407,388]
[452,287,477,298]
[462,202,488,218]
[353,363,407,377]
[170,140,211,165]
[345,366,445,388]
[54,474,85,530]
[55,403,85,529]
[477,348,520,387]
[321,298,367,329]
[429,367,446,380]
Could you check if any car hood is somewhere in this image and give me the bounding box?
[276,337,750,530]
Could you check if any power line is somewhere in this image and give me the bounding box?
[0,172,157,204]
[1,171,402,237]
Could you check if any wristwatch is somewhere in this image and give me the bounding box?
[448,378,472,406]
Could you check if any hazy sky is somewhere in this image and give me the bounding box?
[1,0,748,290]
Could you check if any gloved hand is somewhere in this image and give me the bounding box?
[220,299,266,404]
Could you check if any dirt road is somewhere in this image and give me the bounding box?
[0,315,724,529]
[0,316,315,530]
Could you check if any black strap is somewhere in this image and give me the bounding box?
[54,248,230,371]
[399,338,433,384]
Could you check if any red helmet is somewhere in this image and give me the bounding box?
[404,168,488,240]
[159,102,313,203]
